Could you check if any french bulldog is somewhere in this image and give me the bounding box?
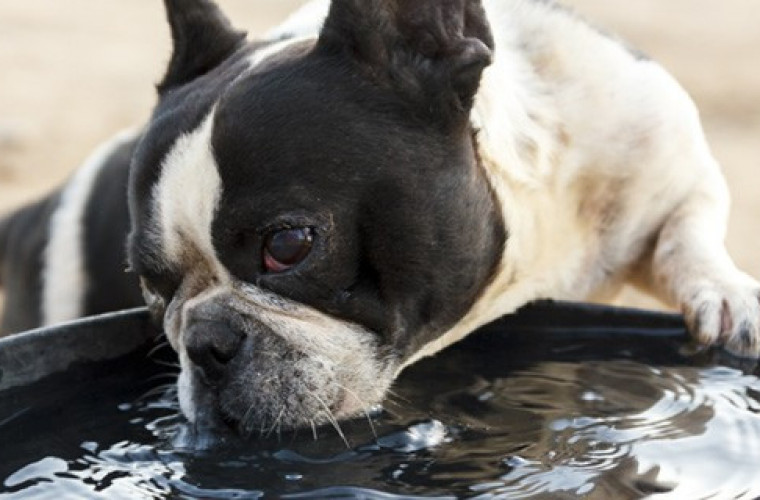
[1,0,759,436]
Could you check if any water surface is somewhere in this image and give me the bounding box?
[2,312,760,499]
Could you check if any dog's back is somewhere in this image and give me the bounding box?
[0,131,144,335]
[0,193,60,333]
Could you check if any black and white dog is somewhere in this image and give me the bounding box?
[1,0,759,434]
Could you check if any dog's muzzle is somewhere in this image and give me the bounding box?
[178,312,362,438]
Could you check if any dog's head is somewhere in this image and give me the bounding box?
[127,0,505,436]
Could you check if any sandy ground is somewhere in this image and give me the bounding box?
[0,0,758,313]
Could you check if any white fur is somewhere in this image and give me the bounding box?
[152,111,222,271]
[264,0,330,41]
[405,0,758,366]
[42,129,138,326]
[176,352,197,423]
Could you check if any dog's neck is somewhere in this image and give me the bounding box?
[396,42,560,371]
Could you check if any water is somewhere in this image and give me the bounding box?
[2,319,760,499]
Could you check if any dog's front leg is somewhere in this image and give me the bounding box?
[648,171,760,357]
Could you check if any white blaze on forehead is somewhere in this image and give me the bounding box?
[152,111,222,268]
[152,35,315,269]
[152,36,317,271]
[43,129,139,326]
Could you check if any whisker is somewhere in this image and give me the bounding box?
[0,407,31,427]
[259,411,269,440]
[313,394,350,448]
[378,398,403,419]
[364,408,378,439]
[138,383,177,400]
[334,382,377,440]
[265,407,285,439]
[147,341,171,358]
[385,388,410,404]
[146,372,180,383]
[153,360,181,370]
[239,400,259,438]
[310,419,318,441]
[276,418,284,443]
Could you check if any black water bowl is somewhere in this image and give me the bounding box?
[2,302,760,499]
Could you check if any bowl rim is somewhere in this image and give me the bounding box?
[0,301,685,392]
[0,307,158,391]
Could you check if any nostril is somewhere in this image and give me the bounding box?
[207,328,241,365]
[185,320,244,382]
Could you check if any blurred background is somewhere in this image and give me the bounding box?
[0,0,758,311]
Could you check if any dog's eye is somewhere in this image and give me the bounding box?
[263,227,314,273]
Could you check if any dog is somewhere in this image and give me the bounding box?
[1,0,759,436]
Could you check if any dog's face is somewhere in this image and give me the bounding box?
[127,0,504,435]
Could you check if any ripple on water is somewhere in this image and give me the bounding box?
[4,341,760,498]
[441,361,760,499]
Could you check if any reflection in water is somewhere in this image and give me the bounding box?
[3,331,760,498]
[451,361,760,499]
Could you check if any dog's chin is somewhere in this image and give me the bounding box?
[175,358,393,443]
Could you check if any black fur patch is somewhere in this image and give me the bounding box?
[318,0,494,129]
[158,0,247,94]
[207,46,505,360]
[128,44,270,280]
[129,2,507,364]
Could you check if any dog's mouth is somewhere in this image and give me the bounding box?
[179,357,372,441]
[172,319,395,441]
[174,373,383,452]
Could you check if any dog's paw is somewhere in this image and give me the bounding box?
[682,274,760,357]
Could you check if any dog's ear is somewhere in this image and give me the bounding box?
[158,0,247,94]
[317,0,494,127]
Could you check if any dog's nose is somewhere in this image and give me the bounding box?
[185,320,244,382]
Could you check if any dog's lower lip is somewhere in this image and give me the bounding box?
[177,408,238,450]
